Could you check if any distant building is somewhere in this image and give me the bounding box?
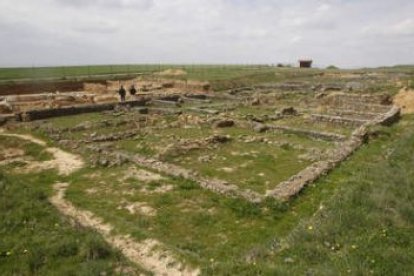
[299,60,313,68]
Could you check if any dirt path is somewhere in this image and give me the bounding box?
[50,183,199,276]
[0,130,84,175]
[0,130,47,146]
[0,129,198,275]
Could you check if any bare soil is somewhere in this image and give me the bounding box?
[157,69,188,76]
[394,87,414,114]
[0,130,84,175]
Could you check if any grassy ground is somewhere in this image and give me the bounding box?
[39,111,335,194]
[169,139,311,193]
[0,118,412,274]
[0,138,143,275]
[1,64,412,94]
[1,65,413,274]
[56,116,414,274]
[0,64,276,81]
[266,115,414,275]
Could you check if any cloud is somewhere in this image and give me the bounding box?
[363,18,414,37]
[73,20,119,34]
[56,0,154,9]
[0,0,413,67]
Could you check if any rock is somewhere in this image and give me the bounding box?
[253,123,269,133]
[250,116,265,123]
[159,95,181,102]
[214,119,235,128]
[185,93,208,100]
[251,98,261,106]
[268,114,283,121]
[345,81,364,91]
[281,107,298,116]
[198,155,212,163]
[315,92,327,99]
[113,153,128,166]
[284,257,294,264]
[0,102,12,114]
[99,159,109,167]
[207,134,231,143]
[73,121,94,131]
[0,118,5,126]
[322,84,343,92]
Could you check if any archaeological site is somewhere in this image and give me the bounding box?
[1,65,413,275]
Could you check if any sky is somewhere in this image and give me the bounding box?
[0,0,413,68]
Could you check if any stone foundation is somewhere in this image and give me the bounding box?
[17,100,148,121]
[267,106,400,201]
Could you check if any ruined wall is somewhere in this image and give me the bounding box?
[268,124,347,142]
[17,100,148,121]
[310,114,370,127]
[321,93,391,113]
[267,106,400,201]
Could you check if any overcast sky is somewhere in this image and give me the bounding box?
[0,0,413,68]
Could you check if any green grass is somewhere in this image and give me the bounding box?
[49,116,414,275]
[0,64,160,81]
[263,115,414,275]
[274,116,354,136]
[0,173,117,275]
[170,140,310,193]
[46,112,110,129]
[0,135,148,275]
[65,165,297,267]
[0,64,278,82]
[0,171,143,275]
[0,136,52,161]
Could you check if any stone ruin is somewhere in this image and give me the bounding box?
[0,76,402,203]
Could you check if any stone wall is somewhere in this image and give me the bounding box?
[322,93,391,113]
[267,124,347,142]
[17,100,148,121]
[87,147,264,203]
[267,106,400,201]
[310,114,370,127]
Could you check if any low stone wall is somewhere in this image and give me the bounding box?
[373,106,401,126]
[267,132,364,200]
[186,107,219,115]
[150,100,181,107]
[323,93,391,113]
[0,114,17,126]
[87,147,264,203]
[267,125,347,142]
[254,82,311,91]
[325,109,379,120]
[87,130,141,143]
[17,100,148,121]
[128,153,263,202]
[310,114,370,127]
[267,106,400,201]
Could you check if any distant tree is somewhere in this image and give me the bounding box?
[326,65,339,70]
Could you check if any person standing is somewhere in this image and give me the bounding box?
[129,84,137,96]
[118,85,126,102]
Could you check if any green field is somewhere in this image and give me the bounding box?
[0,64,276,81]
